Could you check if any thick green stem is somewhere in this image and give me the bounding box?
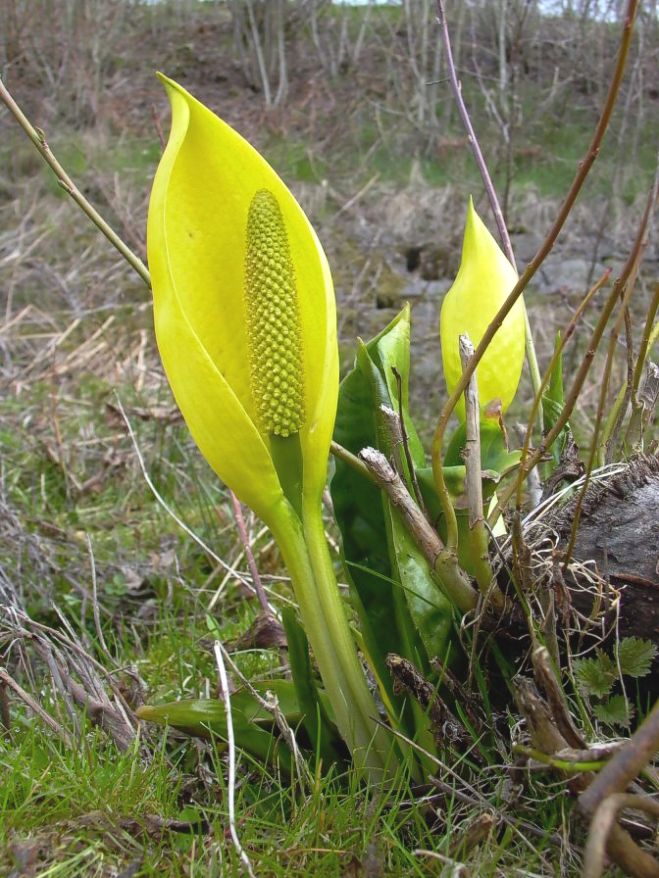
[271,500,393,781]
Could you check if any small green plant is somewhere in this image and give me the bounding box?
[573,638,657,729]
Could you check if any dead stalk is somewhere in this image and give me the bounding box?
[459,336,495,596]
[359,446,477,613]
[434,0,542,408]
[229,492,272,615]
[0,666,73,747]
[563,174,658,567]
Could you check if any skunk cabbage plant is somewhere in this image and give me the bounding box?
[146,75,390,777]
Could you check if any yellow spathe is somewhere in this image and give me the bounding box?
[440,198,526,420]
[147,75,338,526]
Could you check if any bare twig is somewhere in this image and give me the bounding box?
[530,646,585,750]
[359,446,477,613]
[0,77,150,288]
[391,366,426,512]
[495,276,627,521]
[563,174,658,567]
[229,492,271,614]
[330,439,378,485]
[219,644,310,786]
[434,0,511,265]
[86,534,113,665]
[580,701,659,817]
[213,641,256,878]
[434,0,542,407]
[632,281,659,404]
[114,395,259,598]
[505,269,610,520]
[459,335,495,597]
[582,793,659,878]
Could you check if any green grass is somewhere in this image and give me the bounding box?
[0,302,583,876]
[2,701,574,877]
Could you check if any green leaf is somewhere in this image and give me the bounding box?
[573,652,616,698]
[136,681,317,774]
[384,500,455,662]
[331,323,408,716]
[281,607,346,766]
[444,420,520,483]
[331,305,456,760]
[615,637,658,679]
[542,332,572,465]
[593,695,632,729]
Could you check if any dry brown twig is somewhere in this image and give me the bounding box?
[358,445,478,613]
[434,0,542,405]
[0,77,150,287]
[580,698,659,810]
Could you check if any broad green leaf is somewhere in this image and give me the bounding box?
[385,501,455,661]
[332,310,417,717]
[332,306,455,719]
[573,652,616,699]
[593,695,632,728]
[615,637,658,679]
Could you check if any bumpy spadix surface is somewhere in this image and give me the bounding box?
[147,76,338,525]
[440,198,526,420]
[246,189,304,437]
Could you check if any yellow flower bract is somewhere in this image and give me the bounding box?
[440,198,526,420]
[147,75,337,527]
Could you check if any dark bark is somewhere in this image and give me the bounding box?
[548,453,659,646]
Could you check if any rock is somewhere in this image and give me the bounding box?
[532,255,600,295]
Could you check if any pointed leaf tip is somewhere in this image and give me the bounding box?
[440,200,526,419]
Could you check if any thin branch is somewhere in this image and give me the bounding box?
[459,335,496,598]
[359,446,477,613]
[434,0,512,264]
[330,439,378,485]
[220,644,311,787]
[603,168,659,461]
[563,175,657,567]
[432,0,639,530]
[580,700,659,817]
[582,793,659,878]
[0,77,150,288]
[391,367,426,512]
[0,667,72,747]
[114,395,260,598]
[86,534,114,667]
[632,281,659,403]
[493,268,629,522]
